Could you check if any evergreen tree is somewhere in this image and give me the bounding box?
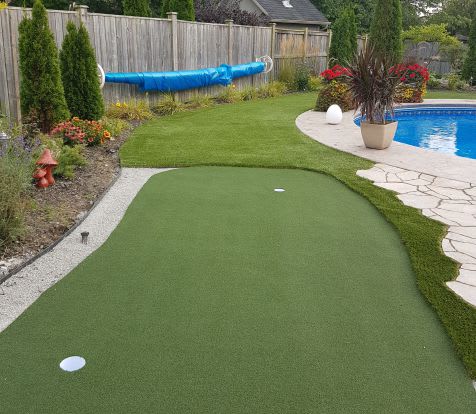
[463,14,476,81]
[369,0,403,63]
[329,6,357,66]
[161,0,195,21]
[18,0,69,132]
[60,22,105,120]
[123,0,151,16]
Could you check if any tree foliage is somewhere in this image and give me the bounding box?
[462,12,476,80]
[19,0,69,132]
[370,0,403,63]
[195,0,268,26]
[123,0,151,16]
[402,24,460,46]
[428,0,475,36]
[329,6,357,65]
[60,21,104,120]
[161,0,194,20]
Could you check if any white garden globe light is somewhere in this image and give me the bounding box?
[326,104,343,125]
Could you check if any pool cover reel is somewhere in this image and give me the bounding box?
[100,56,273,93]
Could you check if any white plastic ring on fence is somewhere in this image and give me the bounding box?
[98,64,105,89]
[256,56,273,74]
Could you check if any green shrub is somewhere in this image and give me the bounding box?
[105,100,154,121]
[100,117,131,137]
[370,0,403,64]
[0,142,33,249]
[215,86,243,104]
[447,73,468,90]
[294,64,311,91]
[123,0,151,16]
[308,76,324,92]
[40,135,86,179]
[315,80,353,112]
[329,6,358,66]
[186,94,215,109]
[256,81,287,99]
[161,0,195,21]
[427,74,441,89]
[19,0,69,132]
[60,22,104,120]
[462,12,476,81]
[152,94,186,116]
[240,86,259,101]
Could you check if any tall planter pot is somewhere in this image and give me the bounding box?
[360,121,398,150]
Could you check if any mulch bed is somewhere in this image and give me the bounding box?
[0,123,137,272]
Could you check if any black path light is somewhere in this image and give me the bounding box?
[81,231,89,244]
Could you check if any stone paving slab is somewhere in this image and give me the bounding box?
[357,164,476,306]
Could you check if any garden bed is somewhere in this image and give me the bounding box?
[0,125,135,279]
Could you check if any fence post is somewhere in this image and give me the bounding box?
[326,28,332,69]
[167,12,178,71]
[225,19,233,65]
[270,23,276,79]
[303,27,308,59]
[75,4,89,22]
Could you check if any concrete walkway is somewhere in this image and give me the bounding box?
[296,100,476,307]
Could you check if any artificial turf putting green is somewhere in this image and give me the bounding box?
[0,167,475,413]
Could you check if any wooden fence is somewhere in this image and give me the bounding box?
[0,6,331,121]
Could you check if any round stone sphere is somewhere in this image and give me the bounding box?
[326,104,343,125]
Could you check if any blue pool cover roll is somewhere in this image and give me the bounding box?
[105,61,265,92]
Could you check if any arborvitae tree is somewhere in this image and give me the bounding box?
[329,6,357,66]
[369,0,403,64]
[161,0,195,21]
[123,0,151,16]
[18,0,69,132]
[60,22,105,120]
[462,14,476,82]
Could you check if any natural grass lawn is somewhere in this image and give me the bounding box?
[121,93,476,383]
[0,167,475,412]
[426,89,476,99]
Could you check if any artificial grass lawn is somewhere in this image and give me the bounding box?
[120,93,476,382]
[0,167,475,413]
[425,89,476,99]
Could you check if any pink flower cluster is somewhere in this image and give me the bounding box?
[50,121,86,145]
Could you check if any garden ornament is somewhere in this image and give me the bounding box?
[33,149,58,188]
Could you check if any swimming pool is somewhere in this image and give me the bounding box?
[355,107,476,159]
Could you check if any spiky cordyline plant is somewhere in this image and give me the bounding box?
[346,45,402,125]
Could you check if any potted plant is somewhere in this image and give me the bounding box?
[346,45,403,150]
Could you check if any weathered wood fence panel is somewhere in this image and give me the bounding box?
[0,6,330,121]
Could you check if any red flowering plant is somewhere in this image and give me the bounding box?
[320,65,352,82]
[50,117,111,146]
[391,63,430,103]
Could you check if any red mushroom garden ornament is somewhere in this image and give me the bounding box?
[33,149,58,188]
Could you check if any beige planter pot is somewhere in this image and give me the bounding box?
[360,121,398,150]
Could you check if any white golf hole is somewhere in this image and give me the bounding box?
[274,188,285,193]
[59,356,86,372]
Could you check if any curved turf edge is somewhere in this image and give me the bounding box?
[120,93,476,379]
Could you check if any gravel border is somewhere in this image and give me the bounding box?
[0,168,172,333]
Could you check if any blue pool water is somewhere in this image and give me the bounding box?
[355,107,476,159]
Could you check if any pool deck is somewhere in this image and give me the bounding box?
[296,99,476,308]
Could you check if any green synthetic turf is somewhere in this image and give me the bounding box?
[0,167,475,413]
[425,90,476,99]
[120,93,476,380]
